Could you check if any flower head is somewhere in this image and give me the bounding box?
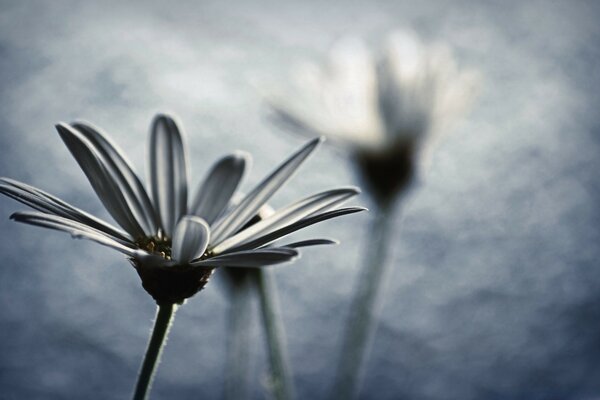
[269,31,479,205]
[0,114,363,305]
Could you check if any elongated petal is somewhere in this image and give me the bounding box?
[0,178,132,242]
[149,114,188,236]
[171,216,210,263]
[269,105,325,138]
[10,211,139,257]
[213,207,366,254]
[213,187,358,252]
[280,238,338,248]
[191,152,249,225]
[72,122,159,236]
[57,124,146,238]
[190,248,298,268]
[211,137,323,243]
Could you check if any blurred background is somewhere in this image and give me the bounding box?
[1,0,600,399]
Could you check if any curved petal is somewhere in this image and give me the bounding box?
[191,152,249,225]
[212,206,366,254]
[279,238,338,248]
[10,211,139,257]
[190,247,298,268]
[56,123,146,238]
[171,216,210,263]
[149,114,188,237]
[71,122,159,236]
[213,187,359,252]
[0,178,132,242]
[211,137,323,243]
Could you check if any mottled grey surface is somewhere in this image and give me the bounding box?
[1,0,600,399]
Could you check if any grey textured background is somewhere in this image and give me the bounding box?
[1,1,600,399]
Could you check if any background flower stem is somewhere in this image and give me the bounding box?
[253,268,295,400]
[224,273,253,400]
[133,304,177,400]
[330,203,395,400]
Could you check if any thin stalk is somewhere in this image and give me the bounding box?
[254,268,295,400]
[224,273,254,400]
[133,304,177,400]
[330,204,395,400]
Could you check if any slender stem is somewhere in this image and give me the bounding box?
[330,204,395,400]
[224,273,253,400]
[255,269,295,400]
[133,304,177,400]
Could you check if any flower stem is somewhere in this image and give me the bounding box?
[133,304,177,400]
[330,204,395,400]
[254,269,295,400]
[224,273,253,400]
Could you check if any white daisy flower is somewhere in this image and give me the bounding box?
[0,114,363,305]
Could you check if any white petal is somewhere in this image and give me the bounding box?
[268,105,325,139]
[171,216,210,263]
[279,238,338,248]
[72,122,159,236]
[217,207,366,253]
[211,137,323,243]
[149,114,188,236]
[191,152,249,225]
[10,211,138,256]
[56,123,146,238]
[0,178,132,242]
[212,187,358,253]
[190,248,298,268]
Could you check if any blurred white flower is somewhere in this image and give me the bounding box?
[269,31,479,204]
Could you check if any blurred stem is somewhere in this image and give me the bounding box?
[254,268,295,400]
[224,273,254,400]
[330,203,395,400]
[133,304,176,400]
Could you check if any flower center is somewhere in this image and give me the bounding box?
[136,236,172,260]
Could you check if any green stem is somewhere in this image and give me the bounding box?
[133,304,176,400]
[330,204,395,400]
[224,273,253,400]
[255,269,295,400]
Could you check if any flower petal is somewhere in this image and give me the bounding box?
[56,123,146,238]
[279,238,338,248]
[190,247,298,268]
[211,137,323,243]
[0,178,132,242]
[171,216,210,263]
[213,187,358,253]
[71,122,159,236]
[268,105,325,138]
[10,211,140,257]
[191,152,249,225]
[214,207,366,254]
[149,114,188,237]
